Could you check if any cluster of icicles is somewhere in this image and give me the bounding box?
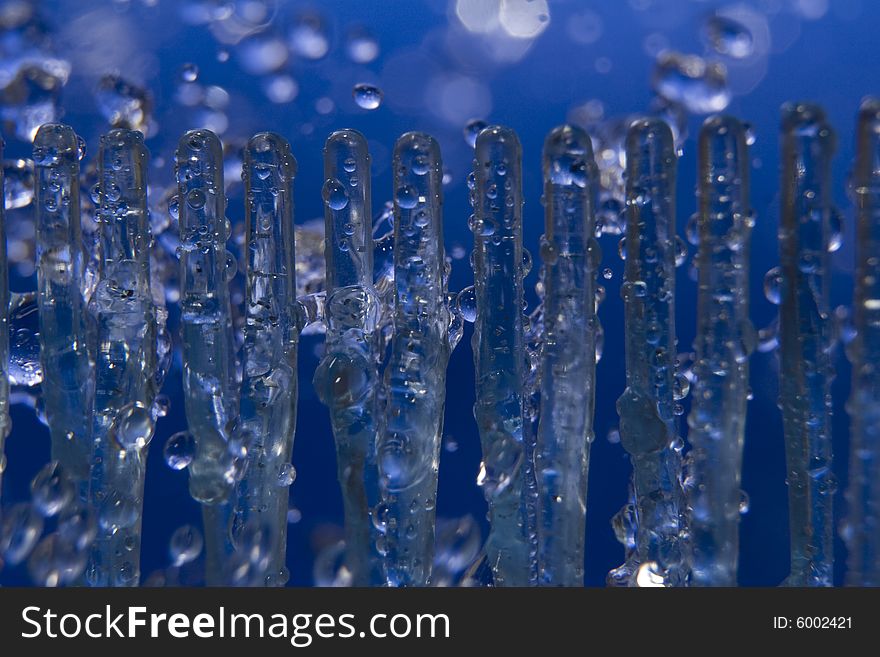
[0,97,879,588]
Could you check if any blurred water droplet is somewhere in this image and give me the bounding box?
[169,524,203,566]
[289,12,329,60]
[3,158,34,210]
[653,52,730,114]
[95,74,153,134]
[346,29,380,63]
[30,461,75,517]
[704,14,754,59]
[0,503,44,565]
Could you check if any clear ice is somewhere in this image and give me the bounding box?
[535,125,601,586]
[845,98,880,586]
[33,124,93,499]
[611,118,688,587]
[778,103,836,587]
[314,129,383,586]
[377,132,451,586]
[176,129,239,584]
[88,128,159,586]
[470,126,536,586]
[232,132,299,587]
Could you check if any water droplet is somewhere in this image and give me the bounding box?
[738,490,750,514]
[763,266,782,305]
[346,29,380,63]
[111,402,154,451]
[30,462,75,517]
[95,74,153,134]
[456,286,477,323]
[187,188,207,210]
[673,372,690,400]
[164,431,196,470]
[277,463,296,487]
[169,524,203,566]
[151,394,171,420]
[289,12,329,60]
[179,63,199,83]
[396,184,419,209]
[3,158,35,210]
[704,14,754,59]
[225,250,238,282]
[674,235,688,267]
[99,491,138,533]
[57,506,97,551]
[28,534,88,586]
[828,208,843,252]
[602,267,613,280]
[0,503,44,565]
[352,83,383,110]
[653,51,731,114]
[322,178,348,210]
[464,119,488,148]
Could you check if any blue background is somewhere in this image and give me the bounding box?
[1,0,875,586]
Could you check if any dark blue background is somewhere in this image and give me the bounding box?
[1,0,875,586]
